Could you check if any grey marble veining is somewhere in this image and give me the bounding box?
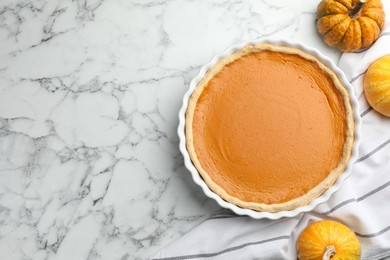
[0,0,341,259]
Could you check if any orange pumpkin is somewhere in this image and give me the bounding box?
[296,220,361,260]
[364,54,390,117]
[317,0,385,52]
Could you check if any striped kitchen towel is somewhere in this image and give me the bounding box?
[152,5,390,260]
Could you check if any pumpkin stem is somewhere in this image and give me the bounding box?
[348,0,366,18]
[322,245,336,260]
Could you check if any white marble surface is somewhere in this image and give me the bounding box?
[0,0,341,259]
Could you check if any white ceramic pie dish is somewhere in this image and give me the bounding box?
[177,38,361,220]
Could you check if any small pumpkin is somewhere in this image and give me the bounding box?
[317,0,385,52]
[364,54,390,117]
[296,220,361,260]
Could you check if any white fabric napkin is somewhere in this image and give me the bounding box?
[152,5,390,260]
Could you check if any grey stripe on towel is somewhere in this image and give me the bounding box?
[151,235,290,260]
[360,107,373,118]
[323,179,390,215]
[356,138,390,163]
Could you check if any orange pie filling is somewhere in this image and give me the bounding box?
[190,49,348,206]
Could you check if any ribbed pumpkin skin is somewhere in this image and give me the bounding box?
[317,0,385,52]
[364,55,390,117]
[296,220,361,260]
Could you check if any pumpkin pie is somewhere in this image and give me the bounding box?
[185,43,354,212]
